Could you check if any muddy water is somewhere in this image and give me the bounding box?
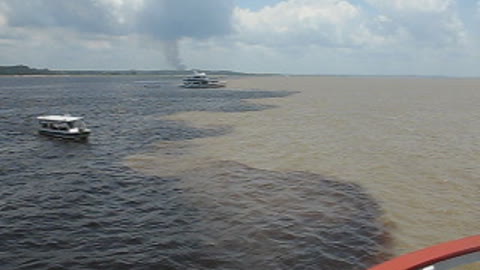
[126,76,480,268]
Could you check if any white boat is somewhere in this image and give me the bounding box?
[37,115,91,141]
[181,71,226,88]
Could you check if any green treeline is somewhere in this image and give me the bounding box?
[0,65,261,76]
[0,65,53,75]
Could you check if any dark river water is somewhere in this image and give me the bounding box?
[0,76,391,270]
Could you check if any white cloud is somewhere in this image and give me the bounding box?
[0,15,5,27]
[235,0,359,30]
[365,0,466,48]
[366,0,453,13]
[224,0,478,75]
[97,0,144,25]
[0,2,7,26]
[82,40,112,50]
[234,0,454,51]
[232,0,468,51]
[234,0,371,48]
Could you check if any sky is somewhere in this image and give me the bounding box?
[0,0,479,76]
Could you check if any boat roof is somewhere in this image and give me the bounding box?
[193,70,206,75]
[37,115,84,122]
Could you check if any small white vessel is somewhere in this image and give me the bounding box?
[37,115,91,141]
[181,71,226,88]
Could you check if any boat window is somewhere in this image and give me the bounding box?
[73,120,86,129]
[49,122,69,130]
[58,123,68,130]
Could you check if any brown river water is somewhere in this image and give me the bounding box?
[125,76,480,269]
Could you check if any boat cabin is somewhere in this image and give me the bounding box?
[181,71,226,88]
[37,115,91,141]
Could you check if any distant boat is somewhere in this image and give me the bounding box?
[37,115,91,141]
[181,71,226,88]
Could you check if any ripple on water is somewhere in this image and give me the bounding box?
[140,160,394,270]
[2,160,392,269]
[1,76,393,269]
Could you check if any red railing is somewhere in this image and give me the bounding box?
[368,235,480,270]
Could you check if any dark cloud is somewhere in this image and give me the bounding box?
[3,0,124,35]
[3,0,235,39]
[136,0,234,40]
[2,0,235,69]
[162,40,186,70]
[134,0,235,70]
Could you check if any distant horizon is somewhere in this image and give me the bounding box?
[1,64,480,79]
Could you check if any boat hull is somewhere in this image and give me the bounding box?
[181,82,226,88]
[181,71,227,88]
[39,129,90,141]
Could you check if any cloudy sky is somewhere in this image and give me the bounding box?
[0,0,479,76]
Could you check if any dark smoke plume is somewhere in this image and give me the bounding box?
[163,40,186,70]
[135,0,234,69]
